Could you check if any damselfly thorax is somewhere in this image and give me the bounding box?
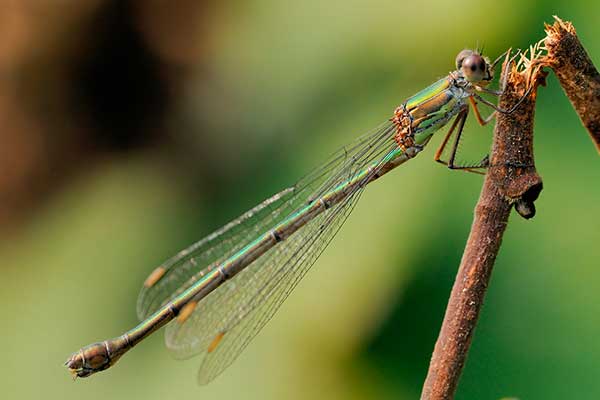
[392,75,467,150]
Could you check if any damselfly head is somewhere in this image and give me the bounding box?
[455,49,493,85]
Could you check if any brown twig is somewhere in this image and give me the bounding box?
[419,53,546,399]
[544,16,600,152]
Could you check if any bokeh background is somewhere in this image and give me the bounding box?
[1,1,599,399]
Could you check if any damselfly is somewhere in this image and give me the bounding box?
[66,48,526,384]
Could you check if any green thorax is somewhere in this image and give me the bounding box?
[403,76,464,144]
[404,77,453,111]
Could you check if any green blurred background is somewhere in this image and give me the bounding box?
[1,1,599,399]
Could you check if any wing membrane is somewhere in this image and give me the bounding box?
[196,185,365,383]
[164,141,398,383]
[137,122,395,320]
[137,118,400,383]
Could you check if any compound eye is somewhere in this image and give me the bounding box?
[455,49,474,70]
[461,54,486,83]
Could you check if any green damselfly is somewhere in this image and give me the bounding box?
[66,48,526,384]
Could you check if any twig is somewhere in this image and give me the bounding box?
[544,16,600,152]
[419,52,546,399]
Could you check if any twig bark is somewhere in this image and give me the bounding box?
[544,16,600,152]
[419,57,546,399]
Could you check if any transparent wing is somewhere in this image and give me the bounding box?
[137,121,396,320]
[164,139,399,383]
[199,186,365,384]
[137,186,296,320]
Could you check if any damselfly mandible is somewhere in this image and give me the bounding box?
[66,48,526,384]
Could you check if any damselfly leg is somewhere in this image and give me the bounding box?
[433,107,489,174]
